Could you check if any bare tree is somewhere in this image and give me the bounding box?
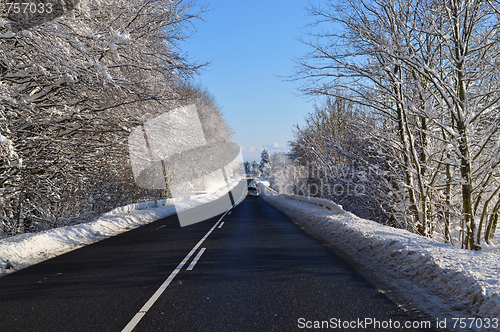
[293,0,500,249]
[0,0,235,236]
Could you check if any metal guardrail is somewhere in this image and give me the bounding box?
[257,183,345,214]
[280,194,345,214]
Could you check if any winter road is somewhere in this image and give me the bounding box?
[0,182,430,331]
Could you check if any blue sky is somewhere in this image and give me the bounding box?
[181,0,318,162]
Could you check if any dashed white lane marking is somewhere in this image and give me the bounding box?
[218,221,225,229]
[121,208,231,332]
[187,248,206,271]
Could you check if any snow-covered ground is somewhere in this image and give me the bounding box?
[0,178,244,277]
[258,180,500,331]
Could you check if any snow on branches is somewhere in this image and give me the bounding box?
[292,0,500,250]
[0,0,229,237]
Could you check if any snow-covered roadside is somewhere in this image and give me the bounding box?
[258,182,500,331]
[0,179,244,277]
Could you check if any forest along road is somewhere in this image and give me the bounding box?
[0,187,432,332]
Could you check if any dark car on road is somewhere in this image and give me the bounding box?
[247,186,259,197]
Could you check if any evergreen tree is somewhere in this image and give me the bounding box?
[259,149,272,177]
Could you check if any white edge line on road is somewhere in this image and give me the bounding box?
[186,248,206,271]
[121,207,232,332]
[218,221,224,229]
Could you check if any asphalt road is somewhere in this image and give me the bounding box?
[0,185,431,331]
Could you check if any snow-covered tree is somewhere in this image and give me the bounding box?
[259,149,271,177]
[0,0,234,236]
[293,0,500,249]
[268,152,307,196]
[180,84,233,143]
[251,161,260,177]
[244,161,252,175]
[286,96,406,225]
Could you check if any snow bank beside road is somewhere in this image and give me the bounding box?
[0,205,177,277]
[0,179,244,277]
[258,183,500,329]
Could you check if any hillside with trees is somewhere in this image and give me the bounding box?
[273,0,500,250]
[0,0,232,236]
